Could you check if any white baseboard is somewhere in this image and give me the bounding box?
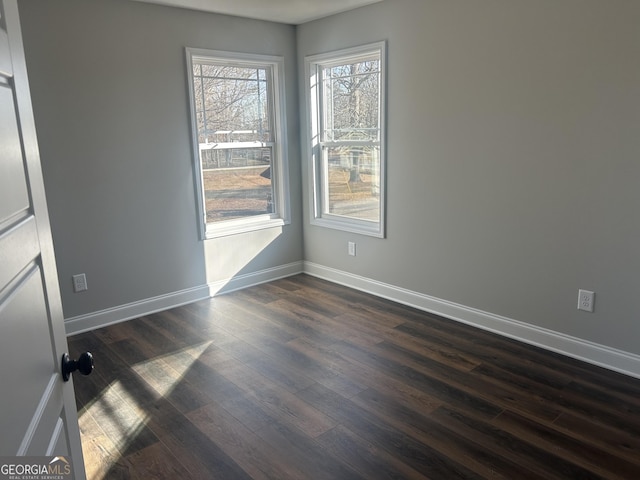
[207,261,304,296]
[64,261,304,336]
[65,259,640,379]
[303,262,640,379]
[64,284,211,336]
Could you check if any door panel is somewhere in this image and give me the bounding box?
[0,266,59,454]
[48,418,70,457]
[22,375,64,456]
[0,84,30,221]
[0,217,39,288]
[0,23,9,75]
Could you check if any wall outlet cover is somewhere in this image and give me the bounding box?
[577,289,594,312]
[73,273,88,293]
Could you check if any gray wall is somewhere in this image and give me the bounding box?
[298,0,640,355]
[18,0,302,319]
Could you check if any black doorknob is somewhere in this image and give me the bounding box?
[61,352,94,382]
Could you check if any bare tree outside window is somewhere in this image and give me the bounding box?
[323,58,380,219]
[307,43,386,236]
[192,63,273,222]
[324,60,380,142]
[187,49,290,238]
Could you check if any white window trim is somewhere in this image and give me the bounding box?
[305,41,386,238]
[186,48,291,239]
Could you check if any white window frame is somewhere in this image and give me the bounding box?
[305,41,386,238]
[186,48,290,239]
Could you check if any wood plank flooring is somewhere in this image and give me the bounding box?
[68,274,640,479]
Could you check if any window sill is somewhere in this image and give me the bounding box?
[204,216,288,239]
[311,215,384,238]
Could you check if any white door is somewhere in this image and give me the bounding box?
[0,0,86,477]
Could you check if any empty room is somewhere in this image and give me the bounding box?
[2,0,640,478]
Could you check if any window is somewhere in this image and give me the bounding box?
[306,42,386,237]
[186,48,290,238]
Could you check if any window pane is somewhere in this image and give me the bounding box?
[322,59,379,142]
[324,145,380,222]
[193,77,203,112]
[188,49,290,237]
[193,64,272,143]
[202,147,273,222]
[307,42,385,237]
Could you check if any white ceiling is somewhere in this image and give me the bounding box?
[132,0,383,24]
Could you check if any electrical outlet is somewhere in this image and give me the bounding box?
[72,273,88,293]
[577,289,594,312]
[348,241,356,256]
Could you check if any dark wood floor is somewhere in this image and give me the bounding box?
[68,274,640,479]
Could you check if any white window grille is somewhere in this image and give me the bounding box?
[306,42,386,237]
[186,48,290,238]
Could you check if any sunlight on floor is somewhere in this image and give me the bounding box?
[78,341,212,480]
[132,342,213,397]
